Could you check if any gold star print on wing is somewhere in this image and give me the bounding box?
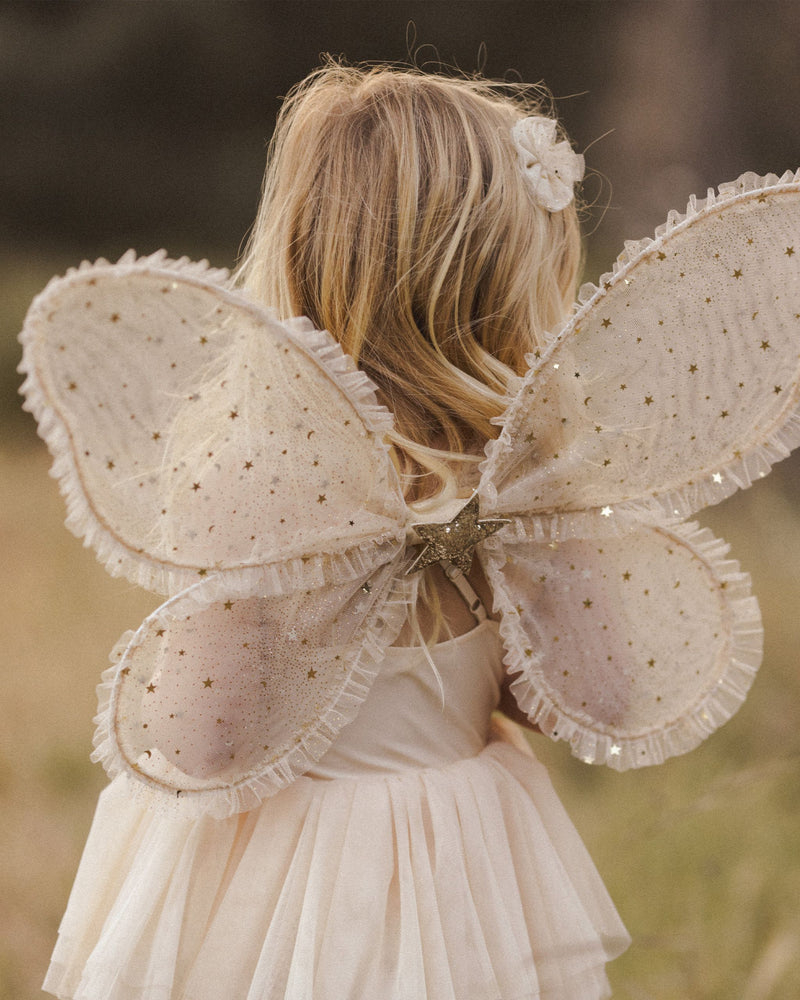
[19,173,800,812]
[407,494,510,575]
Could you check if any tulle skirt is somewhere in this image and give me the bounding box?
[43,740,629,1000]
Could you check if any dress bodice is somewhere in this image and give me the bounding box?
[306,620,504,779]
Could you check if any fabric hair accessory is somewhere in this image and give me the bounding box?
[511,116,585,211]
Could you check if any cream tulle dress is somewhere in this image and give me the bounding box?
[43,616,630,1000]
[20,171,800,1000]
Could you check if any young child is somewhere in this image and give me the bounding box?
[21,61,800,1000]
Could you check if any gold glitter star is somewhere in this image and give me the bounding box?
[644,395,654,406]
[223,599,234,611]
[786,246,795,257]
[760,340,771,350]
[688,363,698,374]
[408,494,509,575]
[733,269,743,279]
[601,318,612,328]
[203,678,213,688]
[307,668,317,680]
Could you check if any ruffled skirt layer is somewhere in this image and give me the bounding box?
[44,741,629,1000]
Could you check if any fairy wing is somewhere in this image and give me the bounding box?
[481,520,761,769]
[479,171,800,768]
[92,555,410,817]
[20,252,413,812]
[19,251,406,596]
[480,171,800,536]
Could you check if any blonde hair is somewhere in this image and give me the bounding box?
[236,61,582,503]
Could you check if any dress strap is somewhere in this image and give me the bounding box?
[442,561,488,623]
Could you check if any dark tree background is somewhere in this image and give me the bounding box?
[3,1,800,259]
[3,0,800,448]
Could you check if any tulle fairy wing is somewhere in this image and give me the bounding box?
[19,252,407,596]
[21,252,413,811]
[481,520,761,770]
[476,171,800,768]
[480,172,800,537]
[92,554,410,817]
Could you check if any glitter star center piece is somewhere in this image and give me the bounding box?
[407,494,510,575]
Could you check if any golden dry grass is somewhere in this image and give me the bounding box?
[1,446,155,999]
[2,444,799,1000]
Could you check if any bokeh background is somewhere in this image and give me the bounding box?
[2,2,799,998]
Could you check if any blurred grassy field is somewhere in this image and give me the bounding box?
[3,267,799,998]
[1,446,156,999]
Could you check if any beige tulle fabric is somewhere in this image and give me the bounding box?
[19,171,800,815]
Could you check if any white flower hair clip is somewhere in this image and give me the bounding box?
[511,116,585,212]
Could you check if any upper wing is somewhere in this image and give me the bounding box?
[19,252,406,595]
[480,171,800,535]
